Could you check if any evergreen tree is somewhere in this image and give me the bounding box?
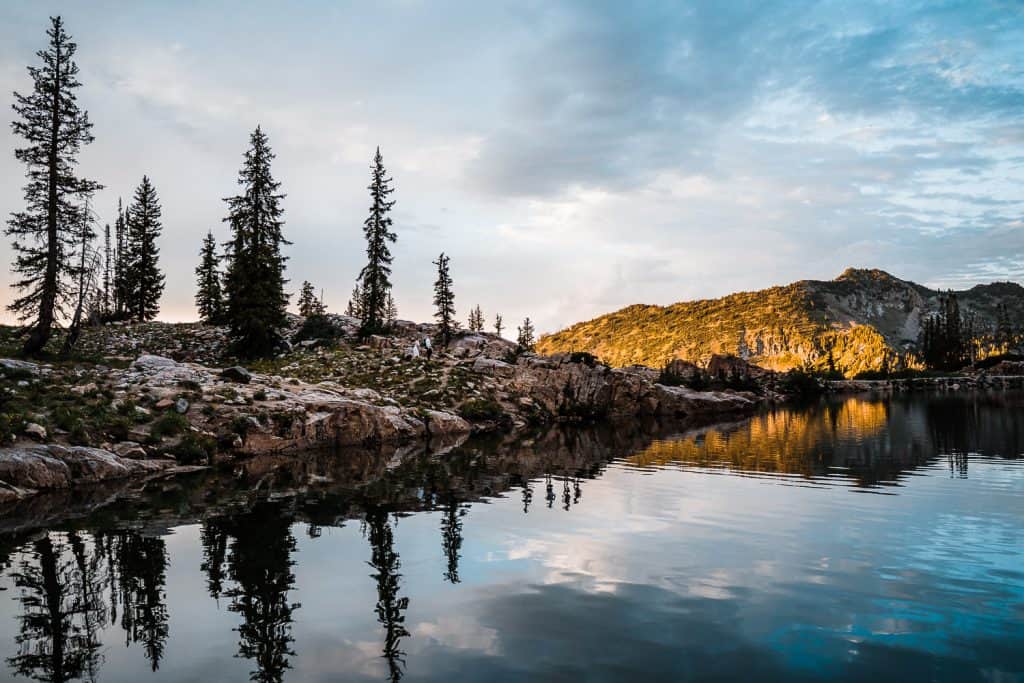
[102,221,112,317]
[222,127,290,358]
[468,304,484,332]
[195,230,224,324]
[517,317,536,351]
[386,293,398,328]
[432,252,456,346]
[6,16,102,355]
[297,280,317,317]
[113,198,128,318]
[358,147,396,336]
[346,282,364,319]
[124,175,165,321]
[494,313,504,338]
[920,291,972,370]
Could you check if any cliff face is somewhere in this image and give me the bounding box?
[537,269,1024,375]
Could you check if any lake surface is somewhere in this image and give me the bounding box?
[0,392,1022,682]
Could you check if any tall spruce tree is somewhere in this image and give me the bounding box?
[7,16,102,355]
[358,147,396,336]
[433,252,456,346]
[494,313,504,338]
[195,230,223,324]
[222,126,290,358]
[124,176,165,321]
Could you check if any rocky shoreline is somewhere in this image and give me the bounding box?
[0,320,762,502]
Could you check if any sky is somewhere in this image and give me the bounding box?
[0,1,1022,334]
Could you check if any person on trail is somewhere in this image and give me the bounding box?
[411,340,420,359]
[424,336,433,360]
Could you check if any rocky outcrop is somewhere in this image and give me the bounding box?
[122,355,472,456]
[0,445,177,502]
[477,352,757,420]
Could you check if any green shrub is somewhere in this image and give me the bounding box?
[294,314,344,344]
[253,389,268,401]
[0,413,26,443]
[459,398,505,421]
[103,415,133,442]
[150,411,189,440]
[171,433,216,465]
[568,351,601,367]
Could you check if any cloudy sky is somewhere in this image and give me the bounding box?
[1,1,1022,333]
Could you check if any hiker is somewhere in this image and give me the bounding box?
[424,336,433,360]
[410,340,420,359]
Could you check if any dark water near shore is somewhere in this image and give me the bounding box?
[0,392,1022,682]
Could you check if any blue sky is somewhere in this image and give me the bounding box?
[1,1,1022,332]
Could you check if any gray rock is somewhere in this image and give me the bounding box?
[0,359,40,374]
[175,398,190,414]
[133,354,178,370]
[221,366,252,384]
[113,441,147,459]
[24,423,47,441]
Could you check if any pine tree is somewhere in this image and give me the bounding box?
[195,230,223,324]
[222,126,290,358]
[468,304,484,332]
[517,317,536,351]
[101,221,112,317]
[386,293,398,328]
[433,252,456,346]
[358,147,396,336]
[297,280,320,317]
[345,282,364,319]
[494,313,504,338]
[113,198,127,319]
[124,176,165,321]
[6,16,102,355]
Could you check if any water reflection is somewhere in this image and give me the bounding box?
[627,393,1024,486]
[0,392,1021,682]
[201,506,299,683]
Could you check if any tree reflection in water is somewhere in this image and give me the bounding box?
[365,508,410,683]
[199,504,300,683]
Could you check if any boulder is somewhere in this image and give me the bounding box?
[0,445,176,497]
[24,422,47,441]
[175,398,190,414]
[133,354,178,370]
[113,441,147,459]
[0,359,40,374]
[221,366,252,384]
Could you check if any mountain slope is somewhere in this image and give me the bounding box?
[536,269,1024,376]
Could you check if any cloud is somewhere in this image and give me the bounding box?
[0,1,1021,333]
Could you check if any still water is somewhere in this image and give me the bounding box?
[0,392,1022,682]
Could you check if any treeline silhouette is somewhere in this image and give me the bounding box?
[7,16,536,360]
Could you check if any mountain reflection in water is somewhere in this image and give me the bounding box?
[0,391,1021,682]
